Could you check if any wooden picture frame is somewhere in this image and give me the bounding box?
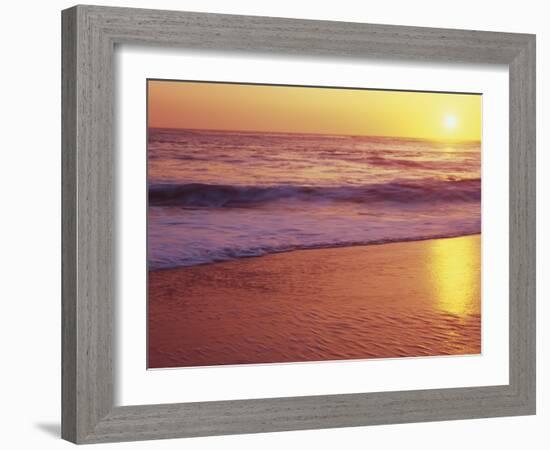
[62,5,536,444]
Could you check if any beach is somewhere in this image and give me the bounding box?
[146,89,482,369]
[148,234,481,368]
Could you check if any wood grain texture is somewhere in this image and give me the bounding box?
[508,36,536,408]
[61,4,536,444]
[61,7,77,443]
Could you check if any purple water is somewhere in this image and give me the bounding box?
[148,128,480,270]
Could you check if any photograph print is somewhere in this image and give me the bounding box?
[147,80,481,369]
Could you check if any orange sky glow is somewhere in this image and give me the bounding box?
[148,80,482,141]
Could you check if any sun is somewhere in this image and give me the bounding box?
[444,114,458,130]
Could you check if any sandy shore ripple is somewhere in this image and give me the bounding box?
[148,235,481,368]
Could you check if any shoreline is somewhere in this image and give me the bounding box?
[149,232,481,272]
[148,234,481,369]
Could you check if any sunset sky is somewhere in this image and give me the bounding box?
[148,80,482,141]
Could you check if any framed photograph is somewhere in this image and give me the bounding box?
[62,5,536,444]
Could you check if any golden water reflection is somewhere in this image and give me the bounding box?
[428,236,481,317]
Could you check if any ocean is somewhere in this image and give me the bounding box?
[148,128,481,271]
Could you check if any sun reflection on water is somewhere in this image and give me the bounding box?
[428,236,480,317]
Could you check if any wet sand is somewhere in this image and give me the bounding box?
[148,234,481,368]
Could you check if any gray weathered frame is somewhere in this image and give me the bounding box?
[61,4,536,444]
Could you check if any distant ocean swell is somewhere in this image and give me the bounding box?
[147,128,481,271]
[149,178,481,208]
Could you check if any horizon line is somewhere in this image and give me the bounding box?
[146,126,482,144]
